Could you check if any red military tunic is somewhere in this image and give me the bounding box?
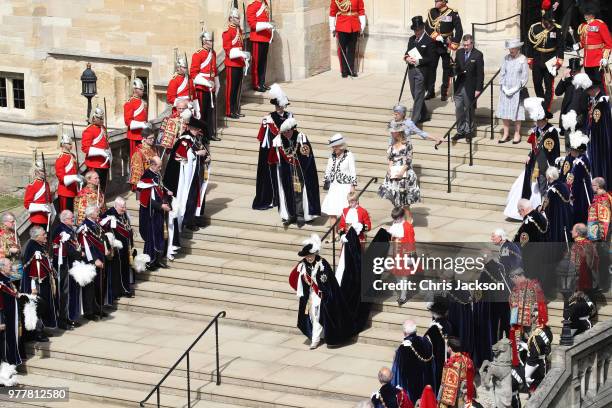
[123,96,148,141]
[191,48,218,92]
[247,0,272,43]
[330,0,365,33]
[81,124,110,169]
[338,205,371,242]
[166,73,192,106]
[223,24,246,68]
[55,152,79,198]
[23,178,51,226]
[578,18,612,68]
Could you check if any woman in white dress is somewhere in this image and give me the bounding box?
[496,39,529,144]
[322,134,357,239]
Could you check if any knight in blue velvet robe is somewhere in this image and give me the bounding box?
[542,176,574,243]
[522,122,560,199]
[424,296,452,395]
[101,204,134,301]
[52,218,83,325]
[0,267,21,366]
[391,323,435,404]
[585,88,612,185]
[272,122,321,227]
[21,231,58,330]
[567,148,593,225]
[138,167,170,269]
[77,211,106,319]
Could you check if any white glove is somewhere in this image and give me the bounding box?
[329,16,336,32]
[28,203,50,213]
[256,22,273,32]
[88,146,109,158]
[194,73,213,88]
[436,35,444,43]
[242,51,251,60]
[129,120,147,130]
[229,47,243,60]
[180,108,192,121]
[600,58,608,67]
[63,174,84,187]
[359,15,366,33]
[572,43,580,51]
[214,77,220,97]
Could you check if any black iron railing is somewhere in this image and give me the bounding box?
[139,311,227,408]
[321,177,378,270]
[471,14,521,44]
[435,68,501,192]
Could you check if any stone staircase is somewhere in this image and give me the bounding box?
[16,71,608,407]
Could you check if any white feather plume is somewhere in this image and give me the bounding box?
[0,362,17,386]
[280,117,297,133]
[268,83,289,107]
[113,239,124,250]
[302,234,321,254]
[572,73,593,90]
[562,110,578,132]
[569,130,590,149]
[68,261,97,287]
[524,97,545,121]
[180,108,192,120]
[133,254,151,273]
[23,295,38,331]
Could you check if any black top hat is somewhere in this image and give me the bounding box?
[427,294,449,315]
[568,58,582,72]
[270,98,290,107]
[581,0,600,15]
[588,76,602,90]
[411,16,425,30]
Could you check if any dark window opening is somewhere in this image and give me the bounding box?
[137,76,149,104]
[0,78,6,108]
[13,79,24,109]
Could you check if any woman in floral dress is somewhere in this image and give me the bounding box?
[378,122,420,209]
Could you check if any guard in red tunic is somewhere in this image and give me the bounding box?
[191,28,221,140]
[223,8,250,119]
[166,57,193,109]
[575,2,612,92]
[124,78,149,158]
[329,0,366,78]
[23,162,53,228]
[81,107,111,193]
[247,0,274,92]
[55,134,84,213]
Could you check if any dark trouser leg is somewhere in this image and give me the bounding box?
[56,196,74,213]
[597,242,610,291]
[345,32,358,76]
[428,49,442,95]
[258,42,269,86]
[409,68,428,123]
[82,278,99,315]
[58,265,69,324]
[543,68,554,113]
[337,32,357,76]
[200,90,215,140]
[251,42,260,89]
[94,267,105,314]
[230,67,244,114]
[584,67,605,93]
[93,168,109,193]
[225,68,233,116]
[440,51,452,98]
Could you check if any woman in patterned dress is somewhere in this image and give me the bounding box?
[497,39,529,144]
[322,133,357,240]
[378,122,420,210]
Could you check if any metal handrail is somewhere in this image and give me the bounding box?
[321,176,378,270]
[471,13,521,43]
[139,311,227,408]
[435,68,501,192]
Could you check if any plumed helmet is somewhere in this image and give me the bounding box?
[268,83,289,108]
[297,234,321,257]
[200,30,212,43]
[60,133,73,145]
[176,57,187,69]
[132,78,145,90]
[229,7,240,20]
[523,97,546,121]
[91,106,105,120]
[280,117,297,133]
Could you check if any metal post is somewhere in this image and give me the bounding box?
[447,130,451,193]
[332,228,336,271]
[559,293,574,346]
[471,24,475,45]
[215,319,221,385]
[156,388,160,408]
[490,84,494,140]
[469,125,473,166]
[86,96,93,123]
[186,352,191,408]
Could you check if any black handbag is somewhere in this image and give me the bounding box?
[323,180,330,191]
[519,86,529,100]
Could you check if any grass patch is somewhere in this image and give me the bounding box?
[0,195,21,212]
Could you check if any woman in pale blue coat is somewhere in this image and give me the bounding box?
[497,39,529,144]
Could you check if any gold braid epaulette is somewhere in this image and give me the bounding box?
[528,23,550,48]
[335,0,351,13]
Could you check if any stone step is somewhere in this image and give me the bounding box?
[21,357,357,408]
[26,311,388,400]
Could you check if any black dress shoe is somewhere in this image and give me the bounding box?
[210,135,221,141]
[99,311,109,318]
[425,93,435,100]
[256,86,267,92]
[68,320,81,327]
[451,133,466,142]
[156,261,169,269]
[341,73,348,78]
[351,72,358,77]
[441,95,448,102]
[296,218,305,228]
[146,262,159,271]
[58,322,72,330]
[35,333,49,342]
[237,113,245,117]
[186,224,200,231]
[263,85,271,90]
[83,314,99,321]
[122,291,134,298]
[420,116,432,123]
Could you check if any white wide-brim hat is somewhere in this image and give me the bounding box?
[505,39,523,49]
[328,133,346,147]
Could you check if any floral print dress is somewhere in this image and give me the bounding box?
[378,141,420,207]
